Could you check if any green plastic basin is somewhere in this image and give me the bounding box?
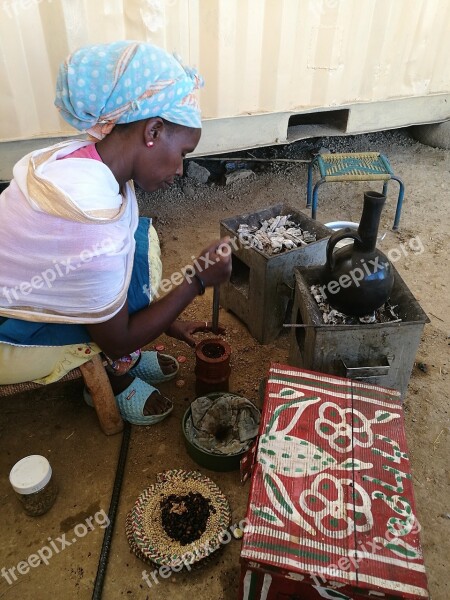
[182,392,259,472]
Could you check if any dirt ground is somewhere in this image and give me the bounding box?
[0,129,448,600]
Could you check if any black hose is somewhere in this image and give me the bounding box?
[92,421,132,600]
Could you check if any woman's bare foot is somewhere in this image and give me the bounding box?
[142,390,172,416]
[156,352,178,376]
[107,372,172,416]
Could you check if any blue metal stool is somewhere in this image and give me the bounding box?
[306,152,405,230]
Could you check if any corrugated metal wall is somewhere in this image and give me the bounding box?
[1,0,449,144]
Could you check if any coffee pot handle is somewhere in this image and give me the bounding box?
[326,227,362,270]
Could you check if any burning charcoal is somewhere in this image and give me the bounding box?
[237,223,257,235]
[311,285,325,305]
[269,235,284,252]
[310,286,403,325]
[359,313,377,324]
[268,215,282,231]
[301,230,317,243]
[387,303,401,320]
[259,220,269,233]
[323,309,346,325]
[236,215,316,254]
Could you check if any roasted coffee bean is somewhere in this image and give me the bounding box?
[160,492,213,545]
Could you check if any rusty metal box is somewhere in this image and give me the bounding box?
[288,266,429,398]
[220,205,330,344]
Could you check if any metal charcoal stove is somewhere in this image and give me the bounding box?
[288,264,429,398]
[220,204,331,344]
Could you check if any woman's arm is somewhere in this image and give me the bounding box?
[86,238,231,358]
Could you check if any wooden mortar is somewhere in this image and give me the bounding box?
[194,338,232,396]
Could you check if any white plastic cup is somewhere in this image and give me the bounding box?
[9,455,58,516]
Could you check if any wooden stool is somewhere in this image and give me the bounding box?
[306,152,405,230]
[0,354,123,435]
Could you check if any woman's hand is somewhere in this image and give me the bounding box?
[191,238,232,289]
[86,238,231,358]
[165,320,226,347]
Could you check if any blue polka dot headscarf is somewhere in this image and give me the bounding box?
[55,40,204,139]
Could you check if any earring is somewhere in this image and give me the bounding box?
[146,141,154,148]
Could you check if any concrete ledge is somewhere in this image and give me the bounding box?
[1,94,449,179]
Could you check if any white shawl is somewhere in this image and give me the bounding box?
[0,140,139,323]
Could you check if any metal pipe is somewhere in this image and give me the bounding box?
[92,421,132,600]
[193,157,309,164]
[212,285,220,334]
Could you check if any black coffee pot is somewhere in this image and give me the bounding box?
[322,191,394,316]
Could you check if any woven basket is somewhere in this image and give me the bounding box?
[126,469,231,568]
